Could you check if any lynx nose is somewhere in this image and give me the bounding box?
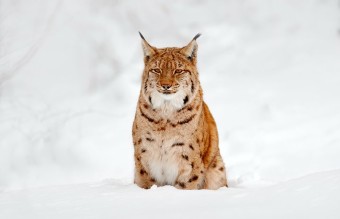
[161,84,172,90]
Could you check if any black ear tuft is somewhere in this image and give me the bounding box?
[193,33,201,41]
[181,33,201,62]
[138,31,146,40]
[139,32,157,63]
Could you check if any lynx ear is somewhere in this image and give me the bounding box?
[139,32,156,63]
[181,33,201,62]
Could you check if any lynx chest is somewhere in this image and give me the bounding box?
[140,127,191,185]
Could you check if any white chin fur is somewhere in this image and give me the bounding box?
[151,90,186,111]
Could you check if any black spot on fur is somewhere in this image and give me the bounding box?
[182,155,189,161]
[144,81,148,93]
[170,114,195,127]
[188,175,198,183]
[149,96,152,104]
[140,169,146,175]
[141,149,146,153]
[219,167,224,171]
[178,114,196,125]
[196,104,200,110]
[183,96,189,105]
[177,105,187,113]
[158,126,166,131]
[191,79,194,93]
[140,107,160,124]
[189,144,194,150]
[191,162,194,168]
[146,137,155,142]
[138,139,142,144]
[177,182,186,188]
[172,142,184,147]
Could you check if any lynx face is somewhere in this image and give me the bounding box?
[140,34,201,111]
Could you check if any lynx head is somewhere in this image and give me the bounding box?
[139,32,201,111]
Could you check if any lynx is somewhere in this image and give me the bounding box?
[132,33,227,190]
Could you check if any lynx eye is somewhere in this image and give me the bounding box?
[174,69,184,74]
[151,68,161,74]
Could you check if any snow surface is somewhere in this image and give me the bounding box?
[1,0,340,218]
[1,170,340,219]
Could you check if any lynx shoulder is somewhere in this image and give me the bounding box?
[132,33,227,190]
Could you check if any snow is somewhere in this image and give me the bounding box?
[1,0,340,218]
[1,170,340,219]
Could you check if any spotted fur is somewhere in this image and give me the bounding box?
[132,33,227,190]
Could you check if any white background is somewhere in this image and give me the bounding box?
[0,0,340,218]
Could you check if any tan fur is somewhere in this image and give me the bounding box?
[132,33,227,190]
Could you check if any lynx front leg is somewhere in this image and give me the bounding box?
[134,155,155,189]
[175,158,205,190]
[203,155,228,189]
